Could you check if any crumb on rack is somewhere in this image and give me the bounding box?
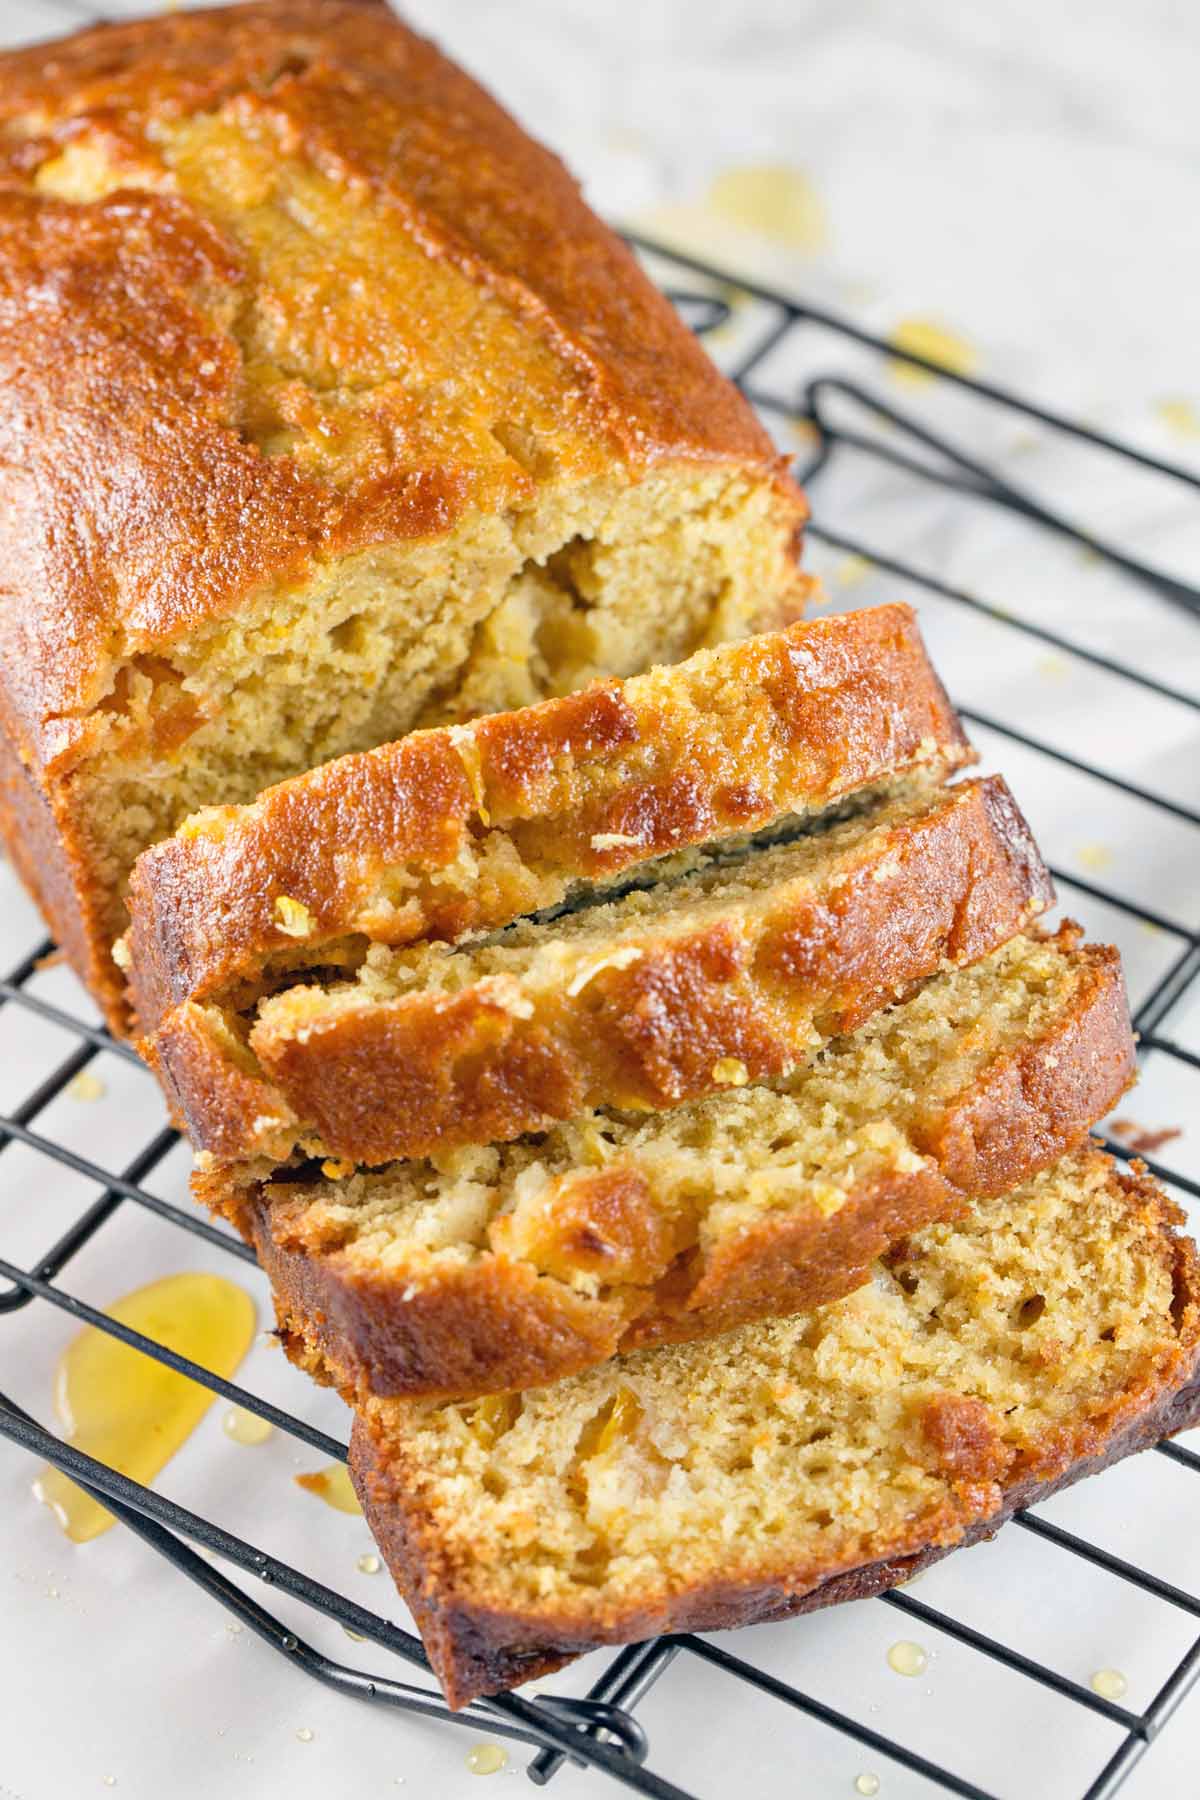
[1108,1118,1183,1155]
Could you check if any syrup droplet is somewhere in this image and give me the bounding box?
[295,1463,362,1514]
[705,164,828,251]
[888,318,978,387]
[296,1728,314,1743]
[1091,1668,1128,1701]
[67,1070,105,1102]
[1157,398,1200,438]
[33,1273,256,1541]
[223,1406,273,1446]
[836,555,871,589]
[886,1640,928,1677]
[854,1778,881,1798]
[343,1625,365,1643]
[356,1553,381,1575]
[465,1743,508,1776]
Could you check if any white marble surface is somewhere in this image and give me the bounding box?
[1,3,1199,1798]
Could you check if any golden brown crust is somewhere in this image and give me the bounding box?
[208,934,1136,1402]
[347,1163,1200,1707]
[153,768,1037,1166]
[0,708,114,1001]
[148,1014,300,1155]
[0,0,782,478]
[260,1229,628,1403]
[127,604,971,1035]
[912,940,1135,1193]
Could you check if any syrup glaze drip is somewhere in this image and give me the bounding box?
[34,1273,257,1542]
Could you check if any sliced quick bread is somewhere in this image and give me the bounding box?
[159,774,1045,1166]
[349,1148,1200,1706]
[124,604,970,1035]
[204,925,1134,1401]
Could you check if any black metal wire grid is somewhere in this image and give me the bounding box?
[1,208,1199,1798]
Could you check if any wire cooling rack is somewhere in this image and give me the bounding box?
[2,217,1200,1799]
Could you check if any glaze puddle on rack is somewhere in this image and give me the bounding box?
[34,1272,257,1541]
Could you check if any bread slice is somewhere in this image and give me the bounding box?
[0,0,809,1031]
[207,925,1134,1401]
[349,1149,1200,1706]
[159,772,1041,1167]
[125,603,969,1037]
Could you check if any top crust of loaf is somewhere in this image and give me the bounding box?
[0,0,800,774]
[125,604,973,1031]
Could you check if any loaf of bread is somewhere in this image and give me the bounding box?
[0,0,808,1030]
[350,1150,1200,1706]
[205,925,1133,1400]
[160,772,1043,1166]
[11,1,1187,1752]
[125,603,966,1037]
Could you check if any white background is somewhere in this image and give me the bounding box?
[1,3,1199,1798]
